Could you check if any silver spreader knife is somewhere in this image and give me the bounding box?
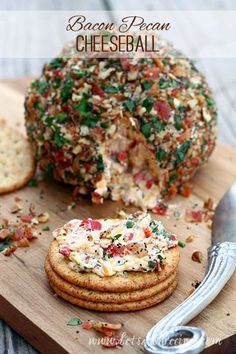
[145,182,236,354]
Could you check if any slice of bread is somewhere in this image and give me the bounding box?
[0,119,35,194]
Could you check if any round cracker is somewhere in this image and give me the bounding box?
[45,257,178,303]
[0,120,35,194]
[48,240,180,292]
[49,278,178,312]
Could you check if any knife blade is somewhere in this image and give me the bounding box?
[212,182,236,243]
[145,183,236,354]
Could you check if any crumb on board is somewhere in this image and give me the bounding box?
[67,202,76,211]
[185,235,194,243]
[192,280,201,289]
[187,280,202,297]
[191,250,203,263]
[67,317,123,349]
[9,203,22,214]
[0,203,51,256]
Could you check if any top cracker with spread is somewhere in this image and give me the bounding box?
[54,211,178,277]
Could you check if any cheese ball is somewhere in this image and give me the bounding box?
[24,39,217,210]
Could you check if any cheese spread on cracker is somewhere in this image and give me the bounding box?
[54,212,178,277]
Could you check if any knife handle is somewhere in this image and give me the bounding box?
[144,242,236,354]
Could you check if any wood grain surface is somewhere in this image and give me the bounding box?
[0,78,236,353]
[0,1,236,352]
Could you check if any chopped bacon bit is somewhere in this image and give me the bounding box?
[55,149,65,162]
[146,180,152,189]
[207,139,214,155]
[76,318,123,348]
[91,191,103,204]
[133,171,145,183]
[43,89,50,98]
[170,87,183,97]
[12,229,25,241]
[117,151,128,164]
[177,130,191,144]
[92,127,105,142]
[120,58,130,70]
[152,202,168,216]
[124,232,134,242]
[106,244,125,257]
[169,185,178,197]
[128,232,134,241]
[129,140,137,149]
[80,219,102,231]
[13,227,34,241]
[182,117,193,129]
[170,234,177,241]
[143,227,152,238]
[91,85,105,99]
[180,184,192,198]
[0,202,46,256]
[154,101,170,120]
[185,210,203,223]
[143,67,159,79]
[53,69,63,79]
[61,105,69,113]
[87,234,93,241]
[82,321,93,330]
[153,178,159,185]
[24,227,35,239]
[83,162,91,170]
[59,245,71,257]
[187,157,200,168]
[20,215,33,223]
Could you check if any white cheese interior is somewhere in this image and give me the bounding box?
[95,121,161,209]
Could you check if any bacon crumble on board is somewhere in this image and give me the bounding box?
[0,202,50,256]
[184,198,215,224]
[67,317,123,349]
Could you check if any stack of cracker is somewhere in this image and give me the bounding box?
[45,212,179,312]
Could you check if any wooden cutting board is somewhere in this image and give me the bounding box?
[0,79,236,354]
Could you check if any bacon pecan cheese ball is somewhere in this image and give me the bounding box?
[25,39,217,210]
